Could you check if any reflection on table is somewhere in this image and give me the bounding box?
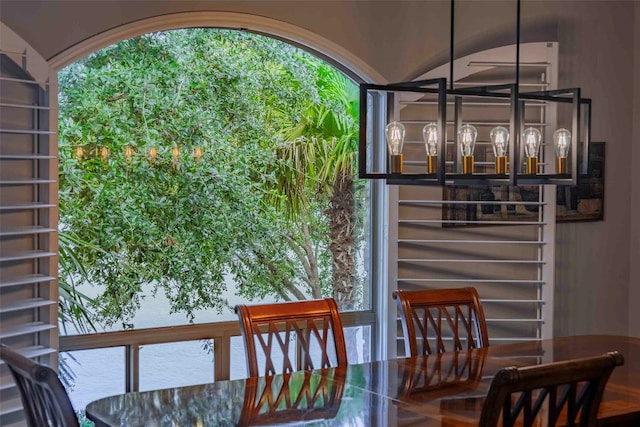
[238,369,345,426]
[86,335,640,427]
[87,367,371,426]
[399,348,487,398]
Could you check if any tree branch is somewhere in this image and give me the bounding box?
[254,251,306,301]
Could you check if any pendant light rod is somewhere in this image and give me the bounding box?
[449,0,522,90]
[516,0,521,90]
[450,0,455,90]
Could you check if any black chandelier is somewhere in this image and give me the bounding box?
[358,0,591,186]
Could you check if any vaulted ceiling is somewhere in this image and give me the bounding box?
[0,0,564,81]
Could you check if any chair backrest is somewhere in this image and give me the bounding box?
[392,287,489,356]
[0,344,79,427]
[235,298,348,377]
[479,351,624,427]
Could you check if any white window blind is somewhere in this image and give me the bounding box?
[389,43,558,357]
[0,24,59,426]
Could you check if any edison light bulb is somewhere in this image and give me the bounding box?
[385,121,405,173]
[490,126,509,157]
[385,121,405,155]
[458,124,477,174]
[422,122,438,174]
[553,128,571,174]
[490,126,509,174]
[522,127,542,174]
[523,127,542,158]
[458,124,477,156]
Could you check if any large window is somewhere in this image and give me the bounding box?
[56,29,376,410]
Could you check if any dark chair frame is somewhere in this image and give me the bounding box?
[479,351,624,427]
[235,298,348,377]
[392,287,489,356]
[0,344,79,427]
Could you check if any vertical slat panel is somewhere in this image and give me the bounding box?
[0,34,58,426]
[392,45,556,357]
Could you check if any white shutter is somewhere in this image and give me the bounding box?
[0,23,59,426]
[391,43,557,356]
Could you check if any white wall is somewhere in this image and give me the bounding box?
[0,0,637,336]
[552,2,634,337]
[630,2,640,338]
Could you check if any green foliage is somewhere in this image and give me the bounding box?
[58,29,360,326]
[58,229,106,335]
[272,62,364,309]
[75,410,94,427]
[270,63,359,216]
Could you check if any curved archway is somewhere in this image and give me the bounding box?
[49,11,386,84]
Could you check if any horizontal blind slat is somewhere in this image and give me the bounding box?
[0,155,57,160]
[398,259,545,264]
[0,227,57,237]
[0,275,56,288]
[0,298,56,314]
[0,102,56,110]
[0,251,56,262]
[398,279,544,284]
[0,203,56,211]
[0,128,55,135]
[0,322,57,339]
[398,220,545,225]
[399,239,544,244]
[0,179,56,185]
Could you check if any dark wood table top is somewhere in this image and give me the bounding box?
[86,335,640,426]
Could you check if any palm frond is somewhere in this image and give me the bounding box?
[58,230,105,334]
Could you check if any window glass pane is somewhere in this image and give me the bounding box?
[57,28,376,393]
[62,348,124,411]
[230,336,248,380]
[345,325,372,363]
[139,341,213,391]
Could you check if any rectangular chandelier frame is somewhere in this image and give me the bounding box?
[358,78,591,187]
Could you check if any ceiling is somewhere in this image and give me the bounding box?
[0,0,570,82]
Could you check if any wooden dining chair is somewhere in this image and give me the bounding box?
[392,287,489,356]
[235,298,348,377]
[479,351,624,427]
[0,344,79,427]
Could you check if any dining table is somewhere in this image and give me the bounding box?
[86,335,640,426]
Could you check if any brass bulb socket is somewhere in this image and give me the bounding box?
[557,157,567,174]
[389,154,403,174]
[427,155,437,174]
[495,156,507,174]
[527,157,538,175]
[463,155,474,174]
